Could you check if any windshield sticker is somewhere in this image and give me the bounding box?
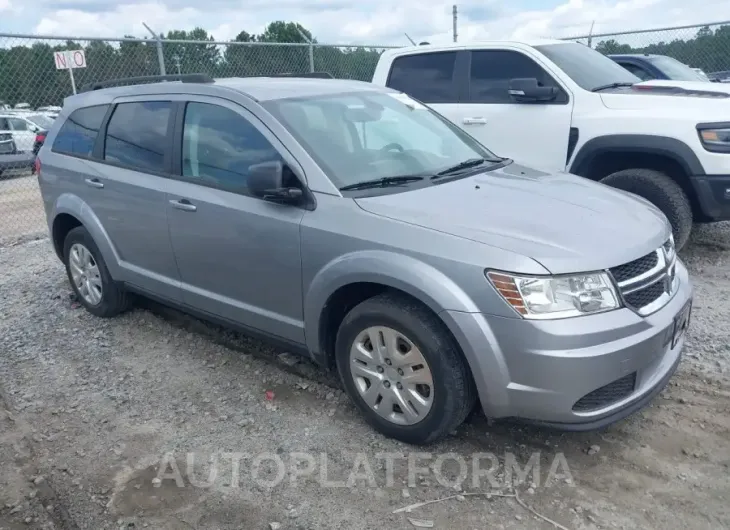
[388,93,427,110]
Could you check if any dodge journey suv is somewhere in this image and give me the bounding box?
[37,73,693,445]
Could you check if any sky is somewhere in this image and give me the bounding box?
[1,0,729,46]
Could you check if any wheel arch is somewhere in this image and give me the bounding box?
[568,134,705,218]
[304,251,481,370]
[51,193,121,277]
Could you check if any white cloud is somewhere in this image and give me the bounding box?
[20,0,730,47]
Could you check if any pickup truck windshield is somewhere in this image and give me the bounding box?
[535,42,640,91]
[264,91,500,190]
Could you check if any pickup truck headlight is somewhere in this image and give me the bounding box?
[486,270,620,319]
[697,125,730,153]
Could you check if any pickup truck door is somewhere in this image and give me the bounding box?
[452,48,575,173]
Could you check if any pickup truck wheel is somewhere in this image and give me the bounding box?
[63,226,130,318]
[600,169,692,250]
[335,292,476,445]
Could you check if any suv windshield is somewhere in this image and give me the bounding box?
[264,91,500,190]
[648,55,707,82]
[535,42,640,91]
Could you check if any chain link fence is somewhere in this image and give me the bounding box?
[1,21,730,242]
[563,20,730,79]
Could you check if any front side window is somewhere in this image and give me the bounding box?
[181,102,283,193]
[535,42,640,91]
[265,91,498,190]
[469,50,567,103]
[52,104,109,157]
[104,101,172,172]
[386,52,458,104]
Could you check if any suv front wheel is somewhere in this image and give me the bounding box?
[335,292,476,445]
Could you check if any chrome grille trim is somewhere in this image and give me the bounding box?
[609,241,679,316]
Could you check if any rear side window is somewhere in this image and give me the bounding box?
[386,52,458,104]
[104,101,173,173]
[52,105,108,157]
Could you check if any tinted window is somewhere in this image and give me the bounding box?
[386,52,458,103]
[469,50,567,103]
[0,118,9,130]
[52,105,108,157]
[104,101,172,172]
[182,102,282,193]
[535,43,639,91]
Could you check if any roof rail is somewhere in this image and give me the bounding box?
[268,72,334,79]
[79,73,214,93]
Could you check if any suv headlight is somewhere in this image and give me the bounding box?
[486,270,620,319]
[697,124,730,153]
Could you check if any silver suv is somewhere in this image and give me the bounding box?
[37,73,693,445]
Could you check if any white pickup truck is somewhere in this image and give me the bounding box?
[371,39,730,249]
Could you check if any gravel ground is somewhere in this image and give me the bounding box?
[0,223,729,530]
[0,173,47,247]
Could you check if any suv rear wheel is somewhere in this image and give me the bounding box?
[600,168,693,250]
[63,226,130,318]
[335,292,476,445]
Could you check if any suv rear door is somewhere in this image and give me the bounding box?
[48,100,182,302]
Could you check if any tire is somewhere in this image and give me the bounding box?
[335,292,476,445]
[62,226,130,318]
[600,168,693,250]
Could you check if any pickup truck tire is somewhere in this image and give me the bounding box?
[63,226,130,318]
[335,292,476,445]
[600,168,692,250]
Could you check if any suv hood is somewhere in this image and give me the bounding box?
[354,163,670,274]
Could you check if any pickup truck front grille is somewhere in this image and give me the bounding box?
[609,240,677,316]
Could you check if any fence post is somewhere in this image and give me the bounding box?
[296,26,315,73]
[143,22,166,75]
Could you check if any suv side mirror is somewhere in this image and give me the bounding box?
[248,160,303,204]
[508,78,558,103]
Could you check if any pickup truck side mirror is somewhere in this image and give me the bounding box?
[508,78,558,103]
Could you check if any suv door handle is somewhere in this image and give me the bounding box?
[463,117,487,125]
[169,198,197,212]
[84,178,104,189]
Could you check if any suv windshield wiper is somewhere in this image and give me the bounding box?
[339,175,425,191]
[432,157,506,178]
[591,82,635,92]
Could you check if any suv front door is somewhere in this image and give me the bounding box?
[455,48,574,172]
[165,98,306,344]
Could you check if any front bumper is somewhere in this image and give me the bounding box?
[442,260,693,429]
[691,174,730,221]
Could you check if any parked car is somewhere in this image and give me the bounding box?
[0,133,35,178]
[14,102,31,111]
[608,53,710,83]
[37,73,692,445]
[0,113,46,153]
[372,40,730,251]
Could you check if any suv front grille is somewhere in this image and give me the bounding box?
[609,240,677,316]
